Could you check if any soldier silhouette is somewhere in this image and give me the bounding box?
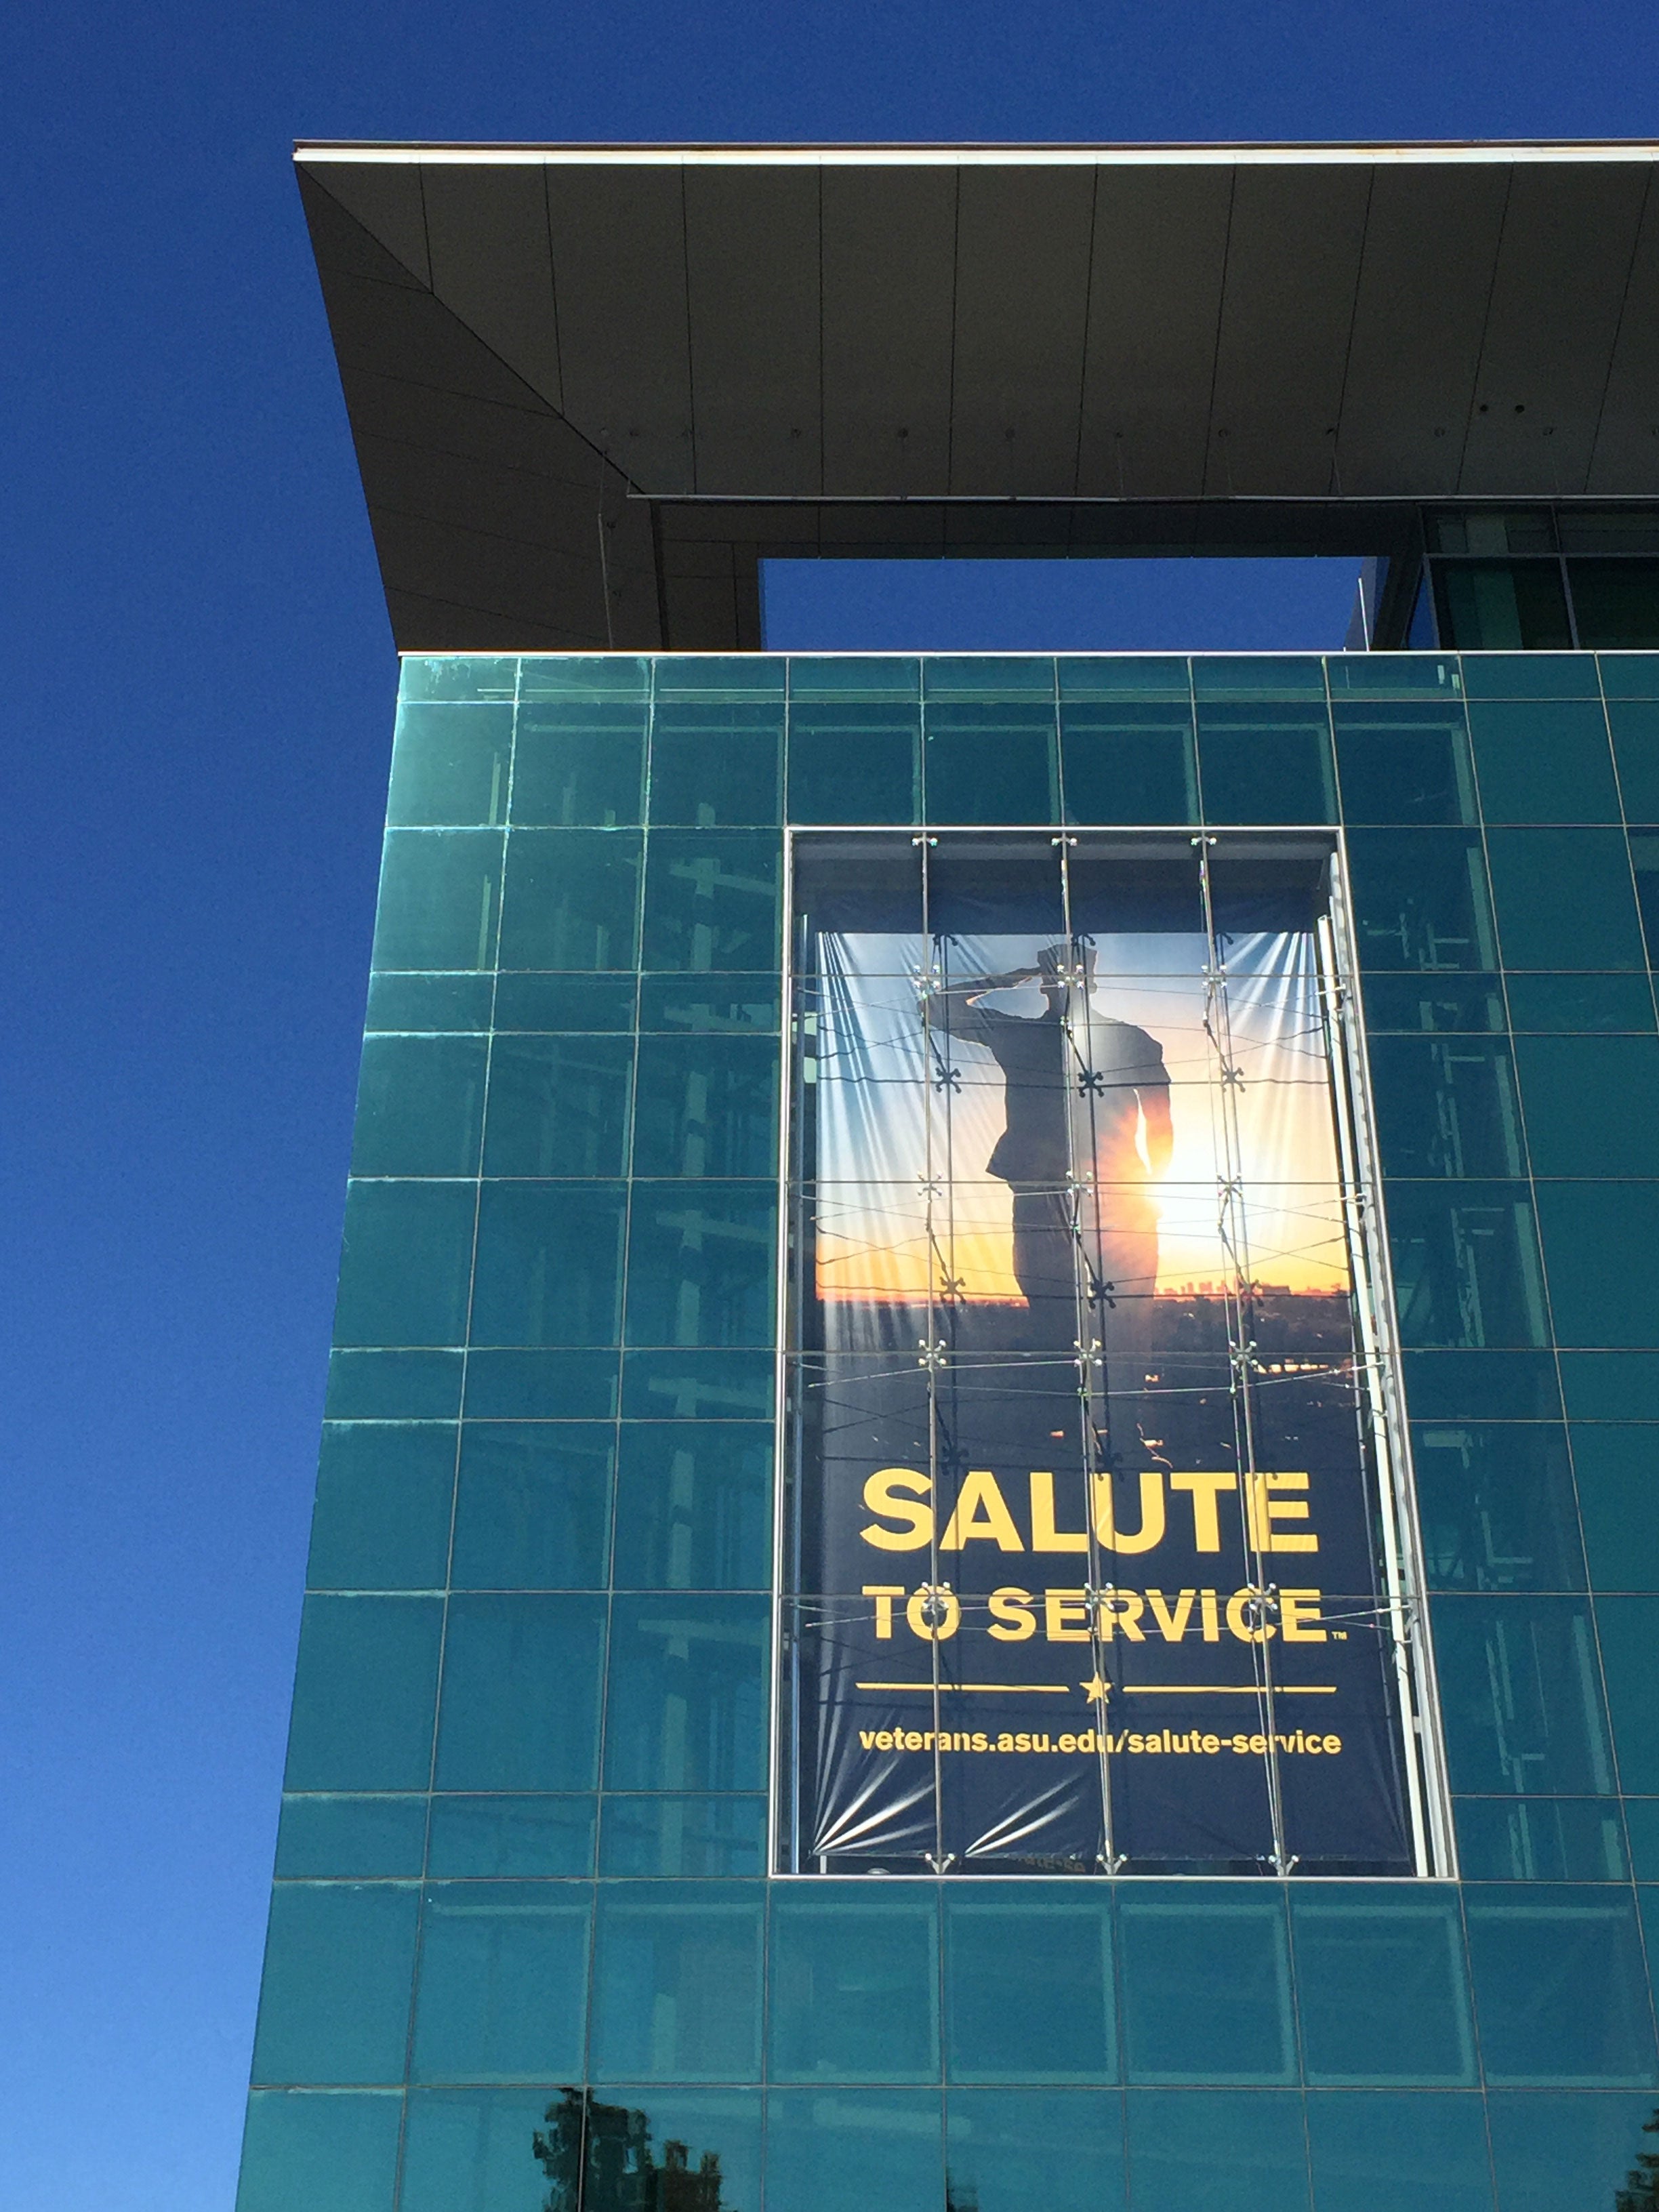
[939,942,1172,1393]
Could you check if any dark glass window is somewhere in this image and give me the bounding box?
[482,1035,634,1179]
[497,829,642,971]
[1535,1183,1659,1347]
[469,1183,627,1347]
[1411,1422,1586,1592]
[1515,1035,1659,1176]
[1385,1182,1549,1348]
[388,703,513,827]
[642,830,782,972]
[1463,1887,1657,2084]
[611,1422,773,1591]
[630,1033,780,1179]
[449,1422,614,1589]
[1345,830,1496,971]
[1195,701,1336,824]
[1059,700,1198,825]
[1485,828,1647,970]
[649,701,784,826]
[307,1422,457,1591]
[1469,699,1621,823]
[1368,1036,1524,1179]
[1429,1596,1614,1796]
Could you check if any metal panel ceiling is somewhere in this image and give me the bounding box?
[1076,165,1233,500]
[1458,162,1650,494]
[820,165,958,497]
[1330,165,1509,500]
[295,143,1659,651]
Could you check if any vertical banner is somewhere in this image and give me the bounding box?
[781,836,1429,1877]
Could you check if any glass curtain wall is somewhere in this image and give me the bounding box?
[239,647,1659,2212]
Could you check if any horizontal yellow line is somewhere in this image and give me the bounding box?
[1125,1684,1337,1695]
[855,1681,1072,1694]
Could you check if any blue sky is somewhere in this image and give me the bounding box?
[3,4,1657,2205]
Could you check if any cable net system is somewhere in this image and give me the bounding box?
[777,831,1450,1879]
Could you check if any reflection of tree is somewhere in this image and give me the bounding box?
[535,2087,733,2212]
[1618,2109,1659,2211]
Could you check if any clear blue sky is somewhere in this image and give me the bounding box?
[3,5,1656,2205]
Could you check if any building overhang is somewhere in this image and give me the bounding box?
[295,140,1659,651]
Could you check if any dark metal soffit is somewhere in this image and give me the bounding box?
[295,142,1659,651]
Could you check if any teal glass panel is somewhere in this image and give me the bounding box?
[371,831,503,972]
[237,2091,401,2212]
[611,1422,772,1591]
[1327,653,1463,696]
[482,1036,634,1179]
[398,2087,559,2212]
[1060,655,1191,697]
[787,699,921,825]
[1412,1422,1586,1592]
[942,1887,1114,2083]
[764,2088,942,2212]
[621,1348,775,1420]
[1469,699,1622,823]
[307,1424,457,1591]
[1607,699,1659,818]
[602,1594,770,1791]
[1195,701,1336,823]
[1345,830,1496,970]
[1332,698,1476,825]
[1487,2091,1659,2212]
[1458,651,1593,696]
[1560,1354,1659,1419]
[1504,972,1657,1032]
[631,1034,780,1179]
[1289,1887,1474,2083]
[1303,2093,1493,2212]
[469,1183,626,1347]
[641,830,782,971]
[1368,1036,1524,1178]
[653,658,785,699]
[596,1795,766,1876]
[333,1182,476,1349]
[497,829,641,971]
[1359,972,1506,1033]
[285,1595,443,1793]
[1429,1597,1614,1795]
[648,701,783,826]
[491,974,636,1032]
[1535,1184,1659,1347]
[1117,1887,1294,2084]
[1124,2089,1309,2212]
[623,1184,777,1347]
[1400,1349,1562,1422]
[1385,1183,1548,1347]
[462,1349,619,1420]
[449,1422,613,1590]
[1626,1801,1659,1875]
[1191,656,1326,697]
[1454,1797,1627,1881]
[411,1883,592,2084]
[1569,561,1659,651]
[434,1595,607,1791]
[1516,1036,1659,1176]
[426,1796,595,1877]
[484,2086,764,2212]
[251,1884,418,2085]
[387,703,512,827]
[1571,1427,1659,1589]
[518,657,648,702]
[327,1349,464,1421]
[1486,828,1647,970]
[945,2088,1124,2212]
[638,975,781,1033]
[1595,1598,1659,1790]
[588,1881,764,2081]
[365,972,495,1033]
[1601,652,1659,695]
[274,1795,428,1879]
[509,700,646,827]
[1465,1887,1658,2083]
[922,701,1059,825]
[924,657,1055,695]
[768,1887,941,2082]
[403,656,518,705]
[1633,834,1659,961]
[350,1036,488,1178]
[1059,701,1198,825]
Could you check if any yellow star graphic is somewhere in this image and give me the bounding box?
[1081,1676,1111,1704]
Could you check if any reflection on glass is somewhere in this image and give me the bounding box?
[535,2087,738,2212]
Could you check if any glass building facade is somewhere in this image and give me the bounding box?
[239,647,1659,2212]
